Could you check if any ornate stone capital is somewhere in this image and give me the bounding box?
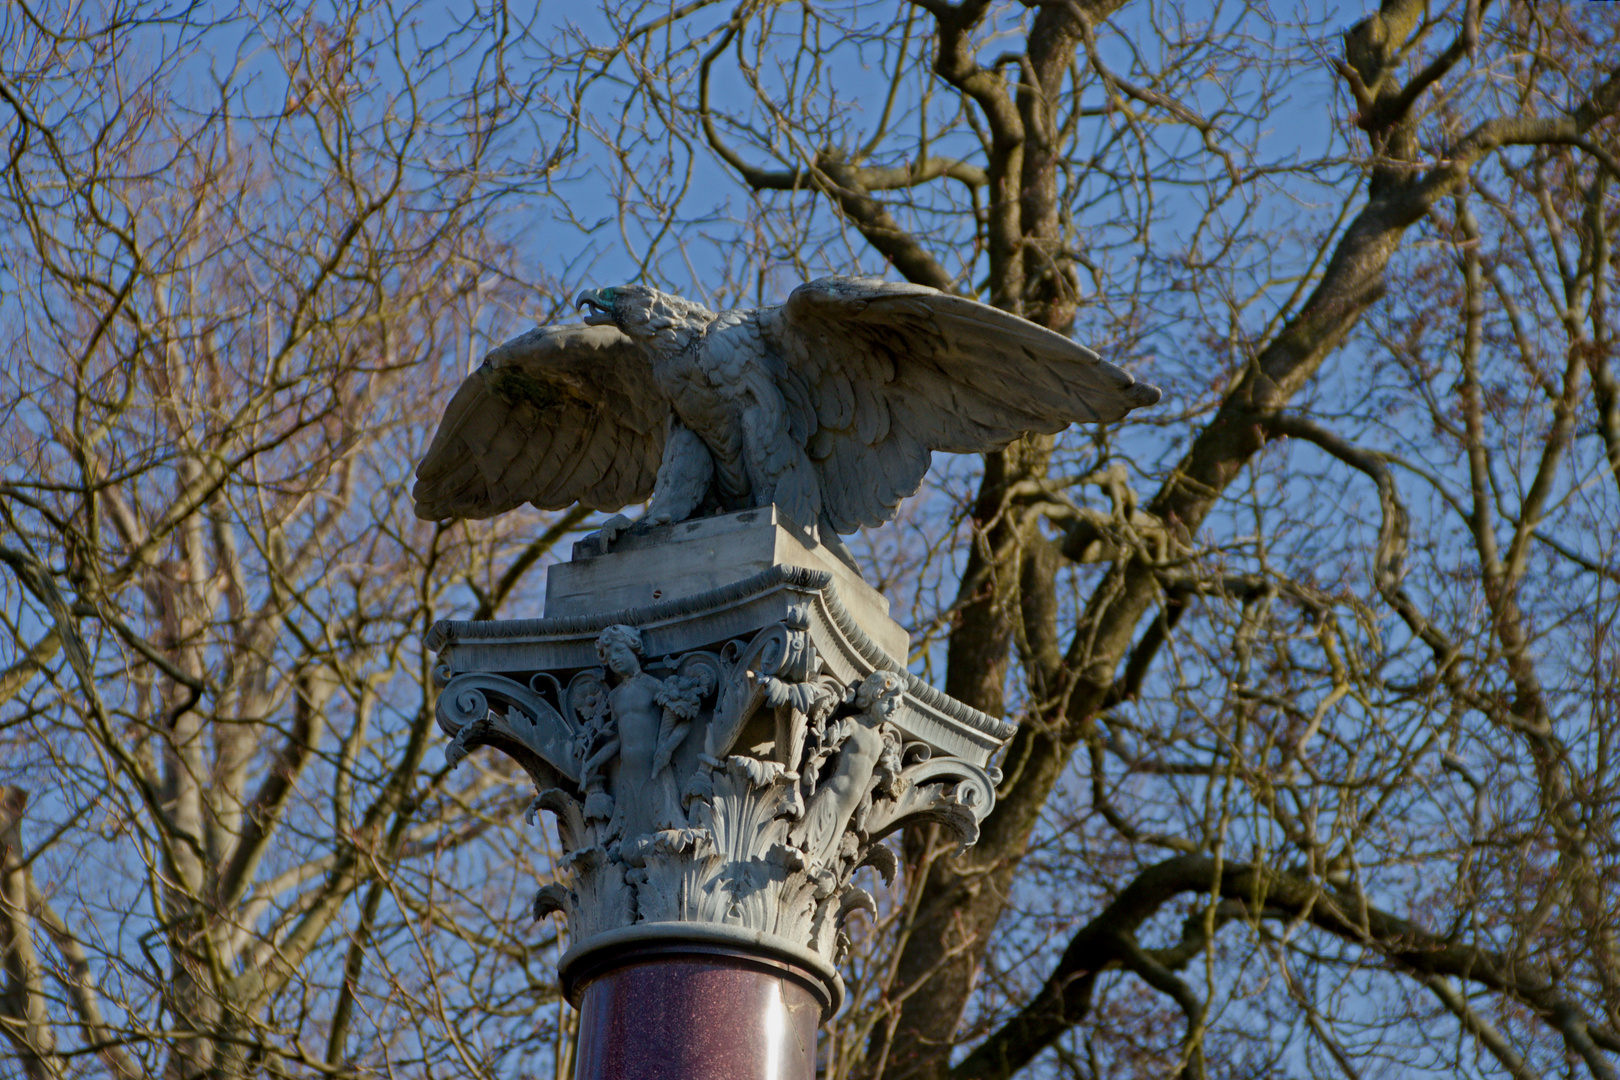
[428,512,1012,1013]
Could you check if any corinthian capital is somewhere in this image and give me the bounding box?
[428,513,1012,1013]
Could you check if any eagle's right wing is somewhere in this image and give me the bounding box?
[762,277,1161,534]
[413,324,667,520]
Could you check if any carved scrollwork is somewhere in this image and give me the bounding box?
[704,623,804,760]
[563,670,609,726]
[438,672,581,784]
[861,756,997,852]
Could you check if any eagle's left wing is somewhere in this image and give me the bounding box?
[760,277,1161,534]
[414,324,667,521]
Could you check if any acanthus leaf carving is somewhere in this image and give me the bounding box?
[534,883,571,921]
[856,843,898,888]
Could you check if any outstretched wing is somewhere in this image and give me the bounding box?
[760,277,1162,533]
[413,324,667,520]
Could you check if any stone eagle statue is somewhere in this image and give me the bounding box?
[413,276,1160,563]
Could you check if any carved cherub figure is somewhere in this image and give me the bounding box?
[595,624,684,841]
[799,671,906,869]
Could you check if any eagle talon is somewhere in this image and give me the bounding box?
[588,513,633,549]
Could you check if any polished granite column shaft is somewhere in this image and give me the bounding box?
[571,951,821,1080]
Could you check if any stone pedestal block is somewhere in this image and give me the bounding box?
[549,507,904,661]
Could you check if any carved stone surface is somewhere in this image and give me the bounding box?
[548,506,904,660]
[429,518,1012,1013]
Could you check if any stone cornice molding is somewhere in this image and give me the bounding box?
[429,563,1014,763]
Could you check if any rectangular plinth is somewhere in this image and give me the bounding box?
[546,507,907,661]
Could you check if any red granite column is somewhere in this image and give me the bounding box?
[568,943,829,1080]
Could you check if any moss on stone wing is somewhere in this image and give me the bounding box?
[488,365,561,410]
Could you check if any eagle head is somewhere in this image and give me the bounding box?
[575,284,715,339]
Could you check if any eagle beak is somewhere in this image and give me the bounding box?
[576,289,614,326]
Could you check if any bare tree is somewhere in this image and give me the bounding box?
[537,1,1620,1077]
[0,3,588,1077]
[3,1,1620,1079]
